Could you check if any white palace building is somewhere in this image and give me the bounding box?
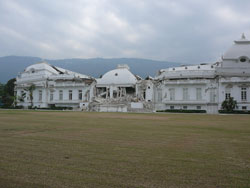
[15,34,250,113]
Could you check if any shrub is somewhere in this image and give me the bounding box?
[221,97,237,112]
[32,106,73,110]
[157,109,206,113]
[0,106,23,109]
[218,110,250,114]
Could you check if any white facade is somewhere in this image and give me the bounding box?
[15,34,250,113]
[15,62,95,109]
[155,34,250,113]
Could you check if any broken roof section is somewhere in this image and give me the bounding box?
[23,62,91,79]
[97,64,138,86]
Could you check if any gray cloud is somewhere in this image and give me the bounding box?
[0,0,250,63]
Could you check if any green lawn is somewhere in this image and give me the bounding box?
[0,110,249,188]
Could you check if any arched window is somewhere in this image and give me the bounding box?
[238,56,248,63]
[240,57,246,62]
[30,68,35,73]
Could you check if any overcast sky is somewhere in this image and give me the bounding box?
[0,0,250,64]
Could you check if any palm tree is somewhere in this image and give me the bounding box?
[221,97,237,112]
[28,84,36,108]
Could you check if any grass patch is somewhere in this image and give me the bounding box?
[0,110,250,188]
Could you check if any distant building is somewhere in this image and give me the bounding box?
[15,63,95,109]
[15,34,250,113]
[155,34,250,113]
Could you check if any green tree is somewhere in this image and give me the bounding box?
[27,84,36,107]
[221,97,237,112]
[0,83,5,106]
[2,78,16,107]
[0,83,4,96]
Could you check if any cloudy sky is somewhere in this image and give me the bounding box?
[0,0,250,64]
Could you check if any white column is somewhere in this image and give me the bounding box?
[110,86,113,98]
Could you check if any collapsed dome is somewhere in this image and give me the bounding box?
[97,65,138,85]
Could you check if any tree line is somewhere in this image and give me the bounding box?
[0,78,16,107]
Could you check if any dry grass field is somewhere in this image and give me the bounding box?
[0,110,249,188]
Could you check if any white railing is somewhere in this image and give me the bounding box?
[159,70,215,79]
[49,99,88,103]
[162,99,207,104]
[54,83,86,87]
[164,80,208,85]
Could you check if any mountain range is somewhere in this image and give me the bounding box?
[0,56,182,83]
